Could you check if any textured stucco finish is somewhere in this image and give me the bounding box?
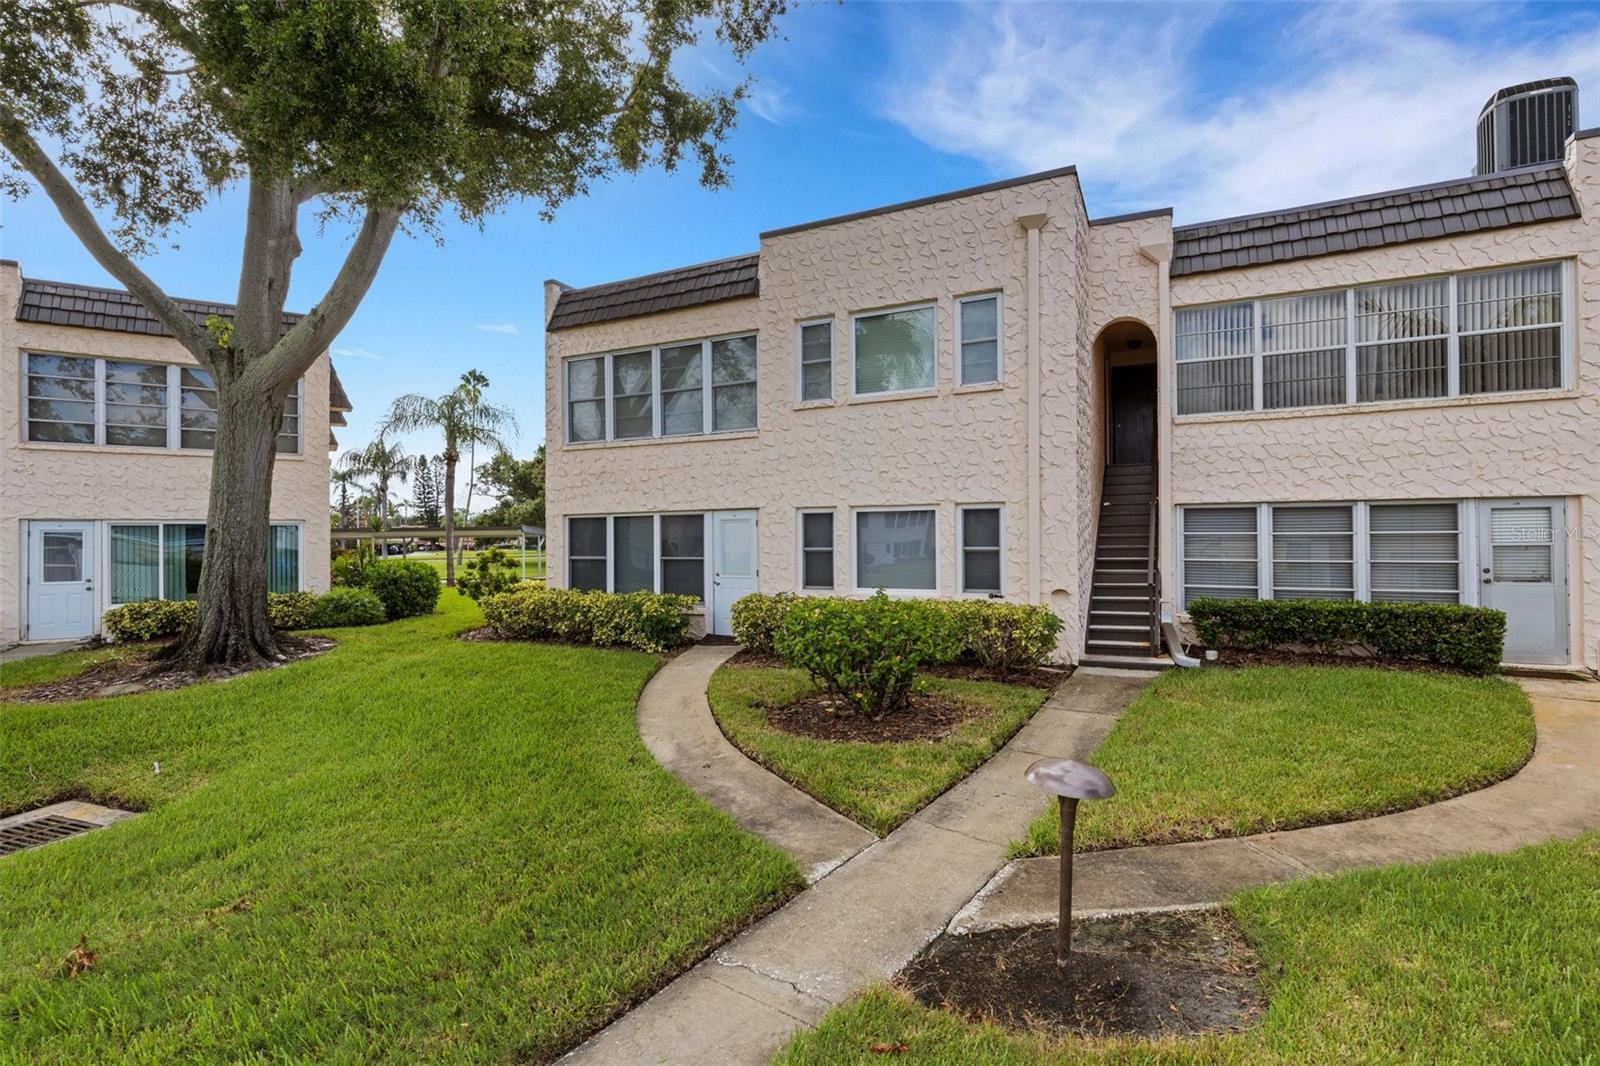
[1166,137,1600,670]
[1,262,334,644]
[548,137,1598,669]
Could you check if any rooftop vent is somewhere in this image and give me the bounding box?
[1475,77,1579,175]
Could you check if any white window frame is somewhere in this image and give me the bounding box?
[956,504,1004,596]
[796,508,835,592]
[563,331,759,445]
[102,519,303,604]
[851,505,939,595]
[955,293,1003,387]
[1179,501,1467,610]
[795,318,834,403]
[850,301,938,399]
[1269,504,1357,601]
[1172,259,1572,416]
[566,512,710,602]
[275,377,304,456]
[1177,505,1261,607]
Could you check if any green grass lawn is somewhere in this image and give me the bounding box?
[1017,665,1533,857]
[774,833,1600,1065]
[708,664,1047,835]
[1,643,157,691]
[0,592,799,1063]
[404,547,546,581]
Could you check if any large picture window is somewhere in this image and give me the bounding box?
[564,334,757,444]
[1174,260,1570,415]
[567,513,707,601]
[854,305,936,396]
[108,521,301,603]
[25,352,304,453]
[855,509,936,592]
[1180,502,1462,609]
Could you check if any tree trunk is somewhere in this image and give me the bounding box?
[174,376,284,671]
[443,453,458,586]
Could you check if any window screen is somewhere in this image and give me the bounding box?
[568,517,607,590]
[1369,503,1459,603]
[1271,506,1354,600]
[856,510,936,590]
[800,322,833,402]
[611,516,655,592]
[801,512,834,589]
[961,507,1001,594]
[959,296,1000,385]
[660,514,705,599]
[1181,507,1258,604]
[855,307,935,395]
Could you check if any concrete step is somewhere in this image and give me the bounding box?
[1079,654,1174,672]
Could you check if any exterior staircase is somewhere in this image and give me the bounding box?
[1082,463,1168,668]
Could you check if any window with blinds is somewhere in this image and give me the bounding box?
[1174,302,1253,414]
[1174,260,1568,416]
[1271,506,1355,600]
[1180,507,1258,605]
[1369,503,1460,603]
[108,522,299,602]
[1488,506,1554,583]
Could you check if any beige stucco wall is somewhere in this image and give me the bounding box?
[0,261,334,644]
[1165,135,1600,670]
[545,173,1099,657]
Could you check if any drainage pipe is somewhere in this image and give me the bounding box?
[1017,211,1049,604]
[1162,619,1202,668]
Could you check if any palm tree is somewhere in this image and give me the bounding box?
[382,386,518,585]
[457,368,490,524]
[329,468,360,530]
[339,436,418,529]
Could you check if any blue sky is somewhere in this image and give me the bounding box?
[3,1,1596,508]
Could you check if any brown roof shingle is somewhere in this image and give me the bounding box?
[546,253,758,331]
[1171,165,1579,277]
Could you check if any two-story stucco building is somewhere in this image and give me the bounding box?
[1,260,346,646]
[543,77,1598,673]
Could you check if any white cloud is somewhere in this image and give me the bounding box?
[333,346,385,361]
[476,323,520,335]
[745,79,803,125]
[880,3,1600,222]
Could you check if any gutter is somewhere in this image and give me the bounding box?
[1016,212,1049,604]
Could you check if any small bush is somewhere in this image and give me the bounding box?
[102,599,198,642]
[943,600,1064,673]
[730,592,798,654]
[363,559,442,620]
[310,587,388,628]
[330,541,377,588]
[456,548,522,602]
[481,587,696,653]
[267,591,318,631]
[773,591,963,718]
[1188,598,1506,674]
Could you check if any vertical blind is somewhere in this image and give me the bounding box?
[269,525,300,594]
[110,525,161,603]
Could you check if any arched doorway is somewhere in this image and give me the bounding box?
[1098,320,1158,466]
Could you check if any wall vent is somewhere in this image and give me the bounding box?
[1475,77,1579,175]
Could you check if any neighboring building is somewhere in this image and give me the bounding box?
[1,261,349,645]
[544,77,1598,672]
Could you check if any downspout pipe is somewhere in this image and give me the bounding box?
[1017,212,1049,604]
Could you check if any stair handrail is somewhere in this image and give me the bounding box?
[1147,496,1160,651]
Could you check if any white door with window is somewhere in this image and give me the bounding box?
[711,510,758,636]
[26,521,97,642]
[1478,500,1568,665]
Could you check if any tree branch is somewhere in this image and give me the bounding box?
[0,103,217,360]
[233,171,301,358]
[246,204,403,395]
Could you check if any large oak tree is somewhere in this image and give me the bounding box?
[1,0,784,670]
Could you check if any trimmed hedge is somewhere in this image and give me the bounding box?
[731,592,1063,674]
[268,591,319,631]
[310,587,388,628]
[1187,597,1506,675]
[363,559,442,620]
[104,591,325,641]
[773,592,963,718]
[481,587,697,653]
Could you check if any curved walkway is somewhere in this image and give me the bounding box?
[565,656,1149,1065]
[956,675,1600,932]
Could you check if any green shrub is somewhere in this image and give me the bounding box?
[267,591,318,630]
[943,600,1064,672]
[102,598,198,641]
[363,559,442,620]
[773,591,963,718]
[331,541,376,588]
[310,587,388,628]
[730,592,798,654]
[456,547,522,602]
[1188,598,1506,675]
[480,587,696,653]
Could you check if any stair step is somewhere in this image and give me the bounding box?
[1090,610,1148,621]
[1079,654,1173,672]
[1086,640,1155,655]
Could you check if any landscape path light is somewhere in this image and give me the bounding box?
[1023,757,1116,974]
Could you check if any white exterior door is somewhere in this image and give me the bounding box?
[1477,500,1568,665]
[27,521,98,642]
[711,510,758,636]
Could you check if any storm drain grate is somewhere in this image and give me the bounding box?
[0,815,101,856]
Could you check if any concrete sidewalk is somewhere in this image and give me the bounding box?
[954,676,1600,932]
[565,661,1150,1065]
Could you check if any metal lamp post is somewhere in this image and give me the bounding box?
[1024,757,1116,974]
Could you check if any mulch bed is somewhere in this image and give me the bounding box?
[724,648,1069,691]
[901,911,1264,1039]
[3,637,334,704]
[760,691,990,742]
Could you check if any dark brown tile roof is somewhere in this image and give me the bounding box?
[546,253,759,331]
[14,276,352,420]
[1172,165,1579,277]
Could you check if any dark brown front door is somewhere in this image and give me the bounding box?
[1110,364,1156,466]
